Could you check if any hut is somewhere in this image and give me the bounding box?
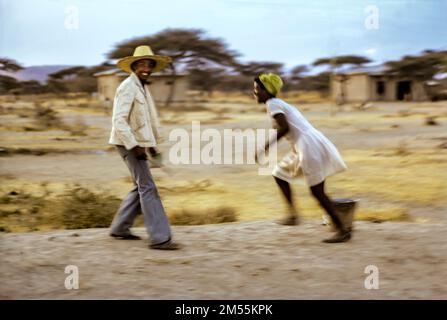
[331,65,428,103]
[94,68,188,103]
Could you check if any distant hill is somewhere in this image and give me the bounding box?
[0,65,74,84]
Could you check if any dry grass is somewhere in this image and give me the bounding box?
[168,206,237,225]
[281,91,330,104]
[196,91,253,103]
[0,184,120,232]
[158,180,213,194]
[0,102,90,136]
[51,185,121,229]
[394,141,411,156]
[0,147,72,156]
[0,182,238,232]
[65,115,89,136]
[31,102,65,130]
[167,103,210,112]
[198,90,331,104]
[1,96,446,231]
[330,149,447,208]
[424,116,439,126]
[356,207,412,223]
[0,187,48,232]
[191,90,330,104]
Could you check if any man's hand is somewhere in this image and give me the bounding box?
[132,146,147,160]
[148,147,159,157]
[149,152,163,168]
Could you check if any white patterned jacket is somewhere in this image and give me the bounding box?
[109,72,162,150]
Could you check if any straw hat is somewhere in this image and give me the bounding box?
[117,45,172,73]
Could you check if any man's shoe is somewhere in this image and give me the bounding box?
[150,239,181,250]
[110,233,141,240]
[322,230,351,243]
[276,215,299,226]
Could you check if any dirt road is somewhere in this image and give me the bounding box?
[1,220,446,299]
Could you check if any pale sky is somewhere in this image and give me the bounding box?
[1,0,446,71]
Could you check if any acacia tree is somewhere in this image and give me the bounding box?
[385,50,447,80]
[0,58,24,94]
[296,72,331,93]
[47,63,114,93]
[107,28,240,106]
[286,65,309,90]
[386,50,447,101]
[0,75,20,94]
[188,68,227,97]
[236,61,284,77]
[227,61,284,92]
[313,55,371,69]
[0,58,24,72]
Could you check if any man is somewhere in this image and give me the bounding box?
[109,45,180,250]
[253,73,353,243]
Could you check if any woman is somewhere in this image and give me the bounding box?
[253,73,352,243]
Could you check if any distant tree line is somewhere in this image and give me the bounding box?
[0,59,114,95]
[1,29,446,98]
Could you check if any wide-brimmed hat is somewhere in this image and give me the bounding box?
[117,45,172,73]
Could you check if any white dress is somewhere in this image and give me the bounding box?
[267,98,347,186]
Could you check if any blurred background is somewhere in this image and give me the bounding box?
[1,0,446,231]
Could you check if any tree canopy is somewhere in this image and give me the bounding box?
[0,58,24,72]
[312,55,372,67]
[385,50,447,79]
[107,28,240,71]
[2,29,446,99]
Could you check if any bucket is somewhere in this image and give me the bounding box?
[327,198,358,231]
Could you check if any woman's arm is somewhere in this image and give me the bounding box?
[264,113,289,152]
[256,113,289,163]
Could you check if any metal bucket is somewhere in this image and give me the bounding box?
[328,198,358,231]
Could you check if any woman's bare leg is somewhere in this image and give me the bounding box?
[310,181,351,243]
[274,177,299,225]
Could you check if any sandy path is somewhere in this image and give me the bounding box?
[1,220,446,299]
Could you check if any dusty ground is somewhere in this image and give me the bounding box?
[1,220,446,299]
[0,94,446,299]
[1,98,446,225]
